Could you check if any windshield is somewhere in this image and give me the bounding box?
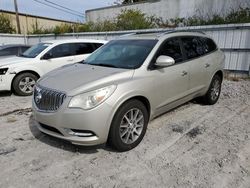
[84,39,157,69]
[21,43,51,58]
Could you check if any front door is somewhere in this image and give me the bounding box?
[40,43,75,74]
[150,37,190,115]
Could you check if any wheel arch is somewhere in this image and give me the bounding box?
[108,95,151,129]
[120,96,151,118]
[11,70,40,90]
[214,70,223,81]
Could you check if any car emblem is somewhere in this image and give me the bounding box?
[35,87,42,104]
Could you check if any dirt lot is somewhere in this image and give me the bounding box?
[0,80,249,188]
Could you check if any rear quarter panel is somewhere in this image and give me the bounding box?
[204,49,225,92]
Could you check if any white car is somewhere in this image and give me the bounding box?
[0,39,107,95]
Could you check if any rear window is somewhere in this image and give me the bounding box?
[199,37,217,54]
[93,43,104,50]
[181,37,205,60]
[75,43,95,55]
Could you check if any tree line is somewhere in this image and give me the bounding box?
[0,6,249,34]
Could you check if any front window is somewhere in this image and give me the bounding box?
[21,43,51,58]
[157,38,183,63]
[48,43,74,58]
[84,39,157,69]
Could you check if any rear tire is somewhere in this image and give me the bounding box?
[108,99,149,152]
[12,73,38,96]
[203,74,222,105]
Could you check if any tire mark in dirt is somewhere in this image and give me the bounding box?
[0,108,32,117]
[143,104,249,162]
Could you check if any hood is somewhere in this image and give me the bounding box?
[0,56,33,67]
[38,63,134,95]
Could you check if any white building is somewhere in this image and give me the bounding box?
[86,0,250,22]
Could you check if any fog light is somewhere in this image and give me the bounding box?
[64,128,95,137]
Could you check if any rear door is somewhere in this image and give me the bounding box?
[180,36,208,93]
[74,43,96,62]
[39,43,75,74]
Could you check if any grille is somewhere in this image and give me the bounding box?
[34,85,66,112]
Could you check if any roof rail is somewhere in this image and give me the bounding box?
[118,29,206,39]
[158,30,206,37]
[118,32,137,38]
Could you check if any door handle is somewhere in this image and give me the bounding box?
[205,63,210,68]
[181,71,188,76]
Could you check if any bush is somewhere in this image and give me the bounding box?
[166,7,250,27]
[26,7,250,34]
[0,13,16,33]
[116,9,154,30]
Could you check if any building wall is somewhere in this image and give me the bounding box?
[1,10,75,34]
[86,0,250,22]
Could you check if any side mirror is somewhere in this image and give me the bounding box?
[155,55,175,67]
[41,52,52,60]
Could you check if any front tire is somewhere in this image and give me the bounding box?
[12,73,38,96]
[203,74,222,105]
[108,99,149,152]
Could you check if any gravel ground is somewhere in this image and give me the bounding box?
[0,80,249,188]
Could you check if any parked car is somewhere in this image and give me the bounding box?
[0,44,30,58]
[0,39,107,95]
[32,31,225,151]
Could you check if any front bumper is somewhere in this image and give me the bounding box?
[0,74,15,91]
[32,97,114,146]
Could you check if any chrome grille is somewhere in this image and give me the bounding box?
[34,85,66,112]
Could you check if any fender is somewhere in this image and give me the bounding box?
[11,65,43,77]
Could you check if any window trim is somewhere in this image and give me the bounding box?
[148,35,219,70]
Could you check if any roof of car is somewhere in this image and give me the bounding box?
[43,39,107,45]
[0,44,30,49]
[118,30,209,40]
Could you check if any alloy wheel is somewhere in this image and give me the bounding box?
[119,108,144,144]
[19,76,36,94]
[210,79,220,101]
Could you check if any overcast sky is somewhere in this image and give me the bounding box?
[0,0,116,22]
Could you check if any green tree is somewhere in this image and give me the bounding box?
[116,9,154,30]
[0,13,16,33]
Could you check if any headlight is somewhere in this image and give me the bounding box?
[0,68,8,75]
[68,85,116,110]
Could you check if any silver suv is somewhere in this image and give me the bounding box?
[32,31,225,151]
